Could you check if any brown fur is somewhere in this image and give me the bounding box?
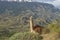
[29,16,44,34]
[33,25,44,34]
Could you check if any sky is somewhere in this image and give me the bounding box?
[34,0,60,7]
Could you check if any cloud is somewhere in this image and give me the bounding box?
[52,0,60,6]
[39,0,60,8]
[44,0,60,7]
[33,0,55,2]
[35,0,60,8]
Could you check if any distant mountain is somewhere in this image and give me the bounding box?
[0,1,60,25]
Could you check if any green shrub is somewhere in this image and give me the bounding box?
[47,20,60,33]
[9,32,42,40]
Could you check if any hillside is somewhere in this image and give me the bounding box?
[0,1,60,40]
[0,1,60,25]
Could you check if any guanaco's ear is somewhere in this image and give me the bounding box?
[31,16,32,17]
[30,16,33,19]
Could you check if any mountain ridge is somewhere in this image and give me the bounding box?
[0,1,60,25]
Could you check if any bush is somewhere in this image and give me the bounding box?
[9,32,42,40]
[47,20,60,33]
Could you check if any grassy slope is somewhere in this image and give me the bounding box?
[9,32,42,40]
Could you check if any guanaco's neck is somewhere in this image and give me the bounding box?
[30,16,34,32]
